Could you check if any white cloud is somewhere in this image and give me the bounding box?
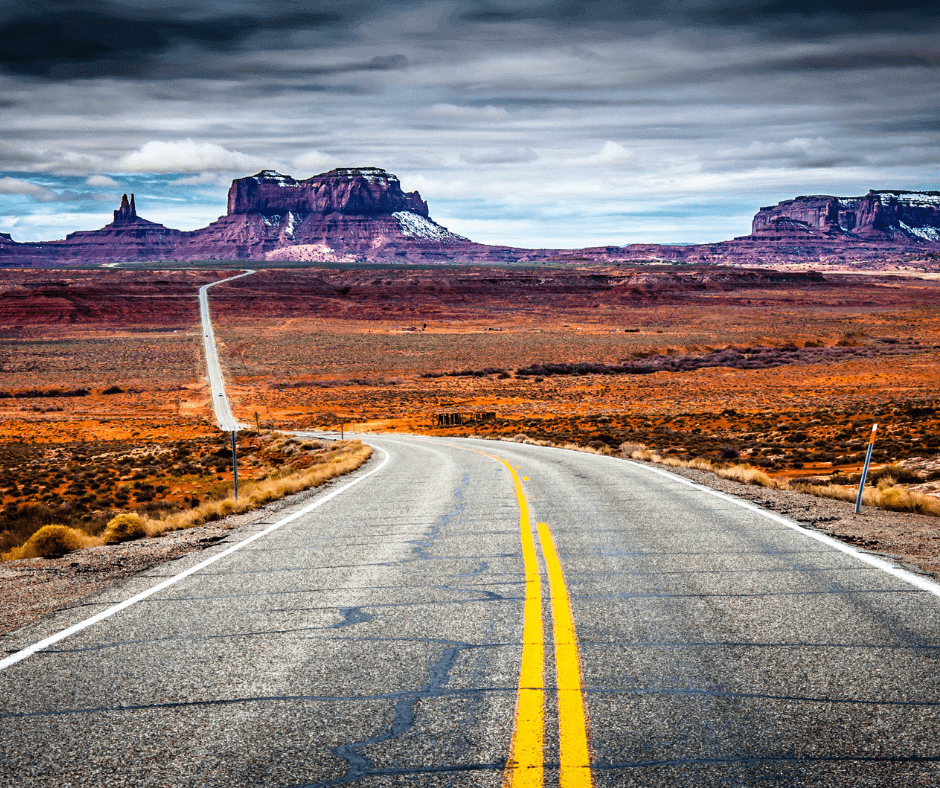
[117,139,274,174]
[0,177,56,201]
[169,172,234,187]
[578,141,635,166]
[86,174,119,187]
[0,210,113,242]
[293,150,342,177]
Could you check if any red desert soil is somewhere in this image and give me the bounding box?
[0,263,937,602]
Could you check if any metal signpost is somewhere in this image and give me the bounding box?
[232,432,239,499]
[854,423,878,514]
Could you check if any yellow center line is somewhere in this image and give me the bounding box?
[537,521,594,787]
[493,455,544,788]
[450,444,592,786]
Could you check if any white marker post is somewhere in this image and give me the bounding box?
[854,423,878,513]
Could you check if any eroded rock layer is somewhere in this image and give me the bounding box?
[1,169,938,267]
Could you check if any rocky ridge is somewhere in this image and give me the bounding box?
[751,191,940,242]
[1,168,939,267]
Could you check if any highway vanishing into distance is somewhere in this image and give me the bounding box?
[199,269,255,432]
[3,277,940,786]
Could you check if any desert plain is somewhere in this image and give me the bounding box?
[0,262,938,564]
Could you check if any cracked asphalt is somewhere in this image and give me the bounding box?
[2,434,940,786]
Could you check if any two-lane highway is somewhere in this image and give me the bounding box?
[3,433,940,786]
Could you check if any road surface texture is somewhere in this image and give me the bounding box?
[2,433,940,787]
[198,270,255,431]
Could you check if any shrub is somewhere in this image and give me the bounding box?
[103,513,147,544]
[716,464,778,488]
[869,464,923,485]
[619,442,647,458]
[1,524,90,560]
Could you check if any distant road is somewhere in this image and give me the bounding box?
[198,270,255,431]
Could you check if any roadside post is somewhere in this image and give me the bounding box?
[854,423,878,513]
[231,432,239,499]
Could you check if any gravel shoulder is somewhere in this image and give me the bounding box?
[3,446,939,640]
[0,458,376,637]
[648,459,940,582]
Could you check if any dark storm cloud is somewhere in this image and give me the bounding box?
[5,0,940,82]
[0,0,346,78]
[757,51,940,72]
[877,111,940,134]
[690,0,940,37]
[462,0,940,37]
[0,0,937,245]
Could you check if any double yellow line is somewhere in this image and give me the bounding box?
[490,454,593,788]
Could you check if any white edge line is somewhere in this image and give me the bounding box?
[621,456,940,598]
[0,445,390,673]
[433,436,940,600]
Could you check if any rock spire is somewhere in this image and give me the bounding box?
[113,193,137,225]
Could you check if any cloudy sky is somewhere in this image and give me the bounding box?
[1,0,938,246]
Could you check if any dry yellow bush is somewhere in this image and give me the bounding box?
[102,513,147,544]
[792,482,856,504]
[715,465,781,489]
[874,485,940,516]
[619,442,647,458]
[1,524,97,560]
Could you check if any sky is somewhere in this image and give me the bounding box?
[1,0,938,247]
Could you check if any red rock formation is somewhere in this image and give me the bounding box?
[180,166,468,260]
[752,191,940,243]
[1,173,938,268]
[0,194,183,265]
[112,193,137,225]
[226,168,429,217]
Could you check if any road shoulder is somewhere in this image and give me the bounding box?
[0,451,380,637]
[630,457,940,582]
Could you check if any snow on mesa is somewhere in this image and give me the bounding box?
[878,191,940,207]
[255,170,299,187]
[393,211,467,242]
[900,222,940,241]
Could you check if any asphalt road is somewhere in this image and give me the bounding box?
[2,433,940,787]
[198,270,255,432]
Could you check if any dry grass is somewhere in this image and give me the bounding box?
[615,440,940,517]
[796,479,940,516]
[140,440,372,537]
[0,440,372,561]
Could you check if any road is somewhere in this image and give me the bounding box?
[3,433,940,786]
[198,270,255,431]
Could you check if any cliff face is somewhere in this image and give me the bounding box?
[179,166,461,260]
[3,172,939,268]
[226,168,429,217]
[753,191,940,242]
